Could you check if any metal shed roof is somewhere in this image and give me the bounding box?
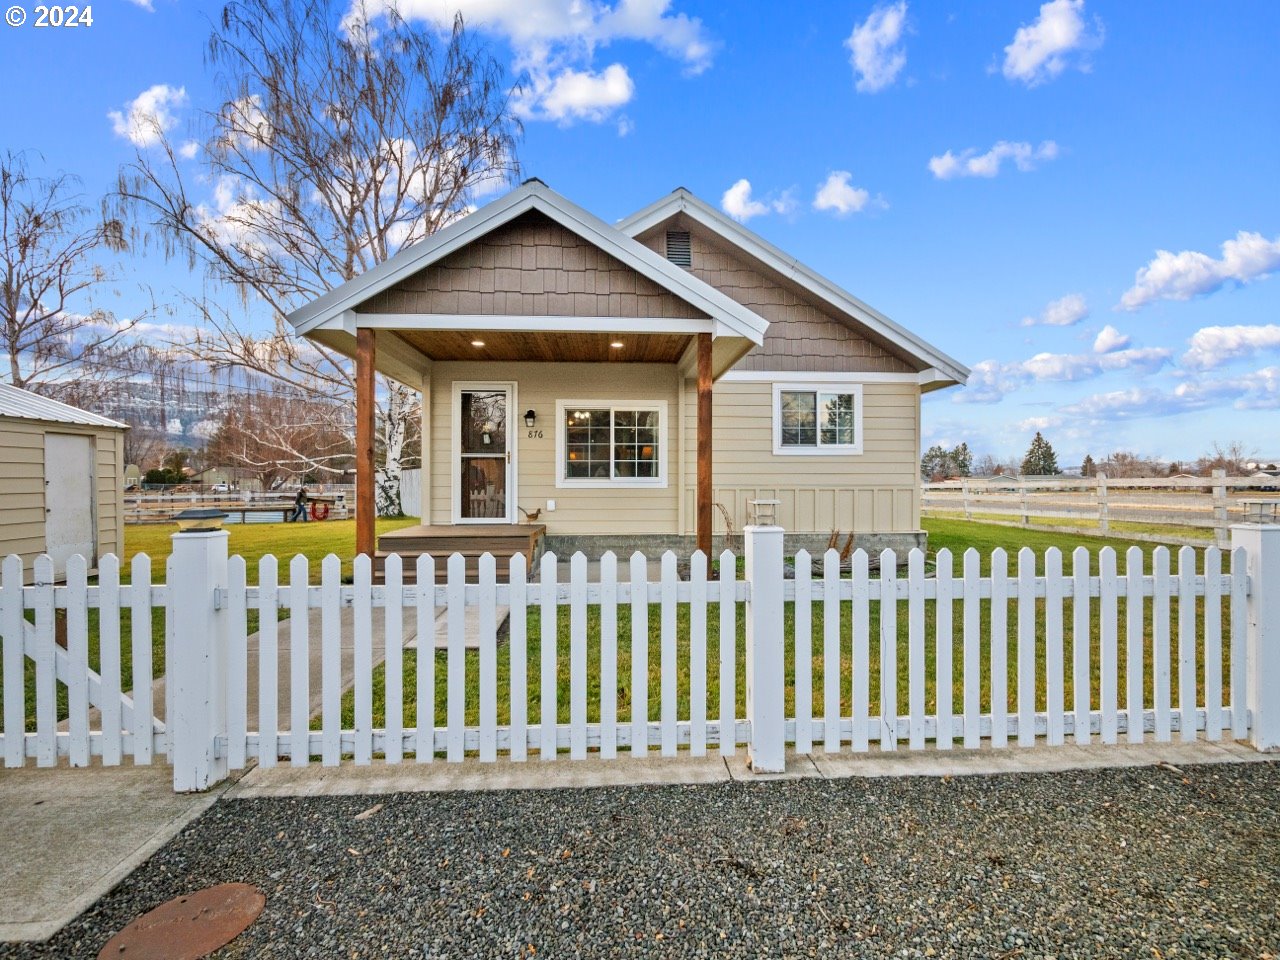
[0,382,128,429]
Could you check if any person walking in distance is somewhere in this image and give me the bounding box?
[288,486,309,522]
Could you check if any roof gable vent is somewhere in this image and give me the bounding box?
[664,230,692,268]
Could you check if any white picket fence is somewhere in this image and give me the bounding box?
[1,523,1276,792]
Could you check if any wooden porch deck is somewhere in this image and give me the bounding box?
[374,523,546,583]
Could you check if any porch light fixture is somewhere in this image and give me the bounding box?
[481,419,497,444]
[524,409,537,428]
[173,507,227,532]
[610,341,624,349]
[471,339,485,348]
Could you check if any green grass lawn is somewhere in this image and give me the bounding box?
[337,518,1230,734]
[5,517,1231,736]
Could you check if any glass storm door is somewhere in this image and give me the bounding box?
[458,387,511,522]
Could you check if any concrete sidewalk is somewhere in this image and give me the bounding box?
[0,763,229,942]
[226,736,1274,799]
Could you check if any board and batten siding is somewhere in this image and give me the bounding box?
[0,417,125,580]
[678,379,921,536]
[424,361,681,535]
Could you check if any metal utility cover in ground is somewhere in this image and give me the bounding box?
[96,883,264,960]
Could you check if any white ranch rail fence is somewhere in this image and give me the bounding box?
[1,524,1277,792]
[922,471,1280,546]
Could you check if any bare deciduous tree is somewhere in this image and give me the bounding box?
[1196,441,1254,477]
[205,390,353,489]
[113,0,521,515]
[0,150,134,390]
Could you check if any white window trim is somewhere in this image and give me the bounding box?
[555,399,668,489]
[771,382,864,456]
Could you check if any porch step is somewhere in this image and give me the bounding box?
[373,523,545,584]
[373,550,529,584]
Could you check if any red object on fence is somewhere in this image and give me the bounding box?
[310,501,330,521]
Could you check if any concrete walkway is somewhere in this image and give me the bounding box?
[226,736,1273,799]
[76,601,506,736]
[0,763,229,942]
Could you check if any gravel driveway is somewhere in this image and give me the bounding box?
[6,762,1279,959]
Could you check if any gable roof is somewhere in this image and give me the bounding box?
[287,180,768,347]
[0,382,127,429]
[617,188,970,385]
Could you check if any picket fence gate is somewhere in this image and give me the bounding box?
[1,524,1277,792]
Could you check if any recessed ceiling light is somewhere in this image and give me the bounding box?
[610,341,624,349]
[471,340,485,347]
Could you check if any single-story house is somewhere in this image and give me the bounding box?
[286,180,968,569]
[0,383,128,581]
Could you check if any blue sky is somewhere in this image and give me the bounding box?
[2,0,1278,466]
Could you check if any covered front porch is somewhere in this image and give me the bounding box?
[345,320,737,564]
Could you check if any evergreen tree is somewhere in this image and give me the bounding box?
[1021,432,1061,476]
[920,445,948,480]
[952,442,973,477]
[1081,453,1096,478]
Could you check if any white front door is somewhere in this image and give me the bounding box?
[44,433,96,575]
[454,384,515,523]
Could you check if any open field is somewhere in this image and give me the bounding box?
[923,474,1280,546]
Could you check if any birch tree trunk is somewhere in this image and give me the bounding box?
[375,380,417,516]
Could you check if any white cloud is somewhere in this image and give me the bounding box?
[720,179,794,223]
[1002,0,1103,87]
[956,343,1171,403]
[108,84,187,147]
[1061,367,1280,422]
[955,359,1026,404]
[126,0,155,8]
[1023,346,1171,382]
[525,63,635,123]
[178,140,200,160]
[813,171,872,216]
[1092,324,1130,354]
[221,95,272,149]
[1182,324,1280,370]
[929,140,1058,180]
[1017,415,1065,432]
[354,0,715,123]
[1119,231,1280,310]
[1021,292,1087,327]
[771,188,799,216]
[1059,388,1166,422]
[846,2,909,93]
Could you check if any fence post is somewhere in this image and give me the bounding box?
[1213,469,1229,548]
[1097,472,1109,535]
[961,479,971,521]
[1232,523,1280,751]
[169,528,231,792]
[744,524,786,773]
[1019,478,1029,528]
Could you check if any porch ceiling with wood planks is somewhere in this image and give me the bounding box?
[395,329,690,363]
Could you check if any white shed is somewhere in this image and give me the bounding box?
[0,383,128,581]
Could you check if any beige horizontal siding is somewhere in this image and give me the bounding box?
[425,362,680,536]
[363,211,707,320]
[0,417,125,578]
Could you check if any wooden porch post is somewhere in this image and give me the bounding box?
[355,328,376,558]
[696,332,713,556]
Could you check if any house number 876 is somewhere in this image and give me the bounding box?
[526,429,543,439]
